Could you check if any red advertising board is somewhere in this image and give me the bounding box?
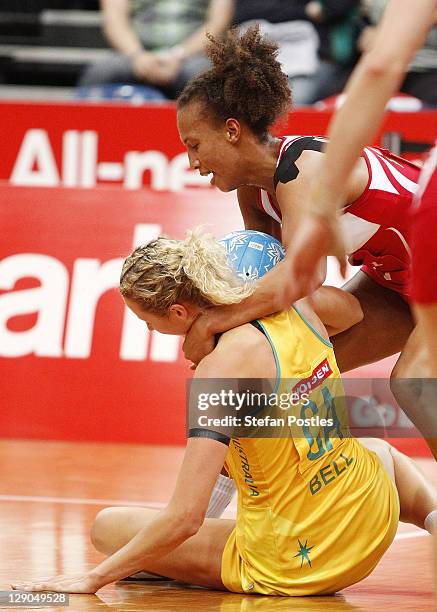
[1,101,435,191]
[0,101,435,455]
[0,184,241,444]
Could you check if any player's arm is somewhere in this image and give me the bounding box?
[314,0,436,214]
[287,0,436,295]
[73,352,233,590]
[87,443,227,589]
[15,437,228,593]
[302,286,364,336]
[11,349,245,594]
[84,347,250,589]
[11,443,227,592]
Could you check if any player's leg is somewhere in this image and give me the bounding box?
[332,271,414,373]
[390,443,436,531]
[410,143,437,604]
[360,438,436,530]
[412,306,437,462]
[414,304,437,378]
[389,327,437,459]
[410,145,437,378]
[114,473,235,583]
[393,150,437,458]
[90,506,234,589]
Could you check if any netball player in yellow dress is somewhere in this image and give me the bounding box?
[13,231,435,596]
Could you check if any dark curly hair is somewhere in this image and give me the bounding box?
[177,25,291,142]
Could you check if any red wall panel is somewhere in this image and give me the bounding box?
[1,101,435,456]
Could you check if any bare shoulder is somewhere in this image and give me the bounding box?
[276,149,323,194]
[295,148,325,171]
[275,147,367,220]
[275,149,323,199]
[196,323,276,379]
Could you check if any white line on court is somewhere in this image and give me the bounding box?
[0,494,165,508]
[395,530,429,540]
[0,495,430,540]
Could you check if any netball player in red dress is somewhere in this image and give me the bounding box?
[176,26,433,451]
[286,0,437,458]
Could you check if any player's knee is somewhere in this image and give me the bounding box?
[390,372,422,410]
[361,437,392,455]
[390,362,421,406]
[390,354,408,381]
[380,439,397,462]
[361,438,395,481]
[90,507,119,553]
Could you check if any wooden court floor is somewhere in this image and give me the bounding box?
[0,439,435,611]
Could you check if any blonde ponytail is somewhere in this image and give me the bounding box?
[120,228,255,314]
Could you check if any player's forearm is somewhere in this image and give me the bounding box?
[205,293,278,337]
[89,510,196,588]
[205,260,295,336]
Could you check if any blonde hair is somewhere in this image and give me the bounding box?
[120,228,255,315]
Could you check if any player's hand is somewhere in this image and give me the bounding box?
[289,213,347,298]
[11,573,101,594]
[183,314,215,365]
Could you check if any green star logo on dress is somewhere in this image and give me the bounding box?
[294,539,314,567]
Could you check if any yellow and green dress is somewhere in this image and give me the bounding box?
[219,307,399,596]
